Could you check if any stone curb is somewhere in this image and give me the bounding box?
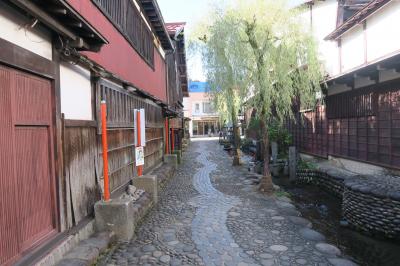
[57,232,115,266]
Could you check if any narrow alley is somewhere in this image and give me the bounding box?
[97,139,355,266]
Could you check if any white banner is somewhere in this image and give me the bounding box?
[134,109,146,147]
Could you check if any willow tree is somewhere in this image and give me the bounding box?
[192,8,251,165]
[237,0,323,192]
[192,0,323,189]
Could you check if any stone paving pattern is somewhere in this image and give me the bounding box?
[97,139,357,266]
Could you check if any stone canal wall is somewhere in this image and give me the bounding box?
[296,169,400,240]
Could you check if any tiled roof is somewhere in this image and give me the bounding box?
[165,22,186,36]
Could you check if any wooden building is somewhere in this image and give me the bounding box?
[288,0,400,172]
[0,0,187,265]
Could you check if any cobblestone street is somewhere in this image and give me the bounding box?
[98,138,356,266]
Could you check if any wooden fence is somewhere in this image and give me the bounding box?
[287,80,400,170]
[62,78,165,228]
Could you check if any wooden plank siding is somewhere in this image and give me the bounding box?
[61,78,165,227]
[287,79,400,169]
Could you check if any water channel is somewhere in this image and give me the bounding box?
[273,177,400,266]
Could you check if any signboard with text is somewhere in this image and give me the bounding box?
[135,146,144,166]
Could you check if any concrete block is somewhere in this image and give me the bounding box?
[173,150,182,164]
[94,199,135,242]
[164,154,178,169]
[132,175,158,203]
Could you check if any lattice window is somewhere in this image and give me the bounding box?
[93,0,154,67]
[326,89,376,119]
[96,78,163,130]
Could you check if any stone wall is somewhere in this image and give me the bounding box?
[296,169,400,240]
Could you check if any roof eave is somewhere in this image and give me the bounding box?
[324,0,391,41]
[9,0,108,52]
[139,0,174,51]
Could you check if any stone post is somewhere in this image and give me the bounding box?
[94,198,135,242]
[164,154,178,170]
[271,141,278,163]
[132,175,158,203]
[289,146,297,181]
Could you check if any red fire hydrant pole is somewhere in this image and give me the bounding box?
[101,100,110,201]
[137,110,143,176]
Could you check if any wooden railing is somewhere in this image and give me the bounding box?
[93,0,154,67]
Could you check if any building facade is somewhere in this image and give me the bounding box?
[288,0,400,173]
[184,81,220,137]
[0,0,187,265]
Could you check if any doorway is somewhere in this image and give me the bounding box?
[0,65,57,265]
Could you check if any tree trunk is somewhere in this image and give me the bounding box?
[232,113,241,166]
[259,119,274,193]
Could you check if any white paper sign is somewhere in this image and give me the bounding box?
[135,146,144,166]
[134,109,146,147]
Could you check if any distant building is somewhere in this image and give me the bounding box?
[184,81,220,137]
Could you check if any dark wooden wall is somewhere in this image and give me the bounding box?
[287,80,400,170]
[287,105,328,158]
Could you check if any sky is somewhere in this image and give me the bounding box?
[157,0,307,81]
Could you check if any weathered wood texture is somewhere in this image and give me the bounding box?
[63,126,100,228]
[287,81,400,169]
[62,78,165,227]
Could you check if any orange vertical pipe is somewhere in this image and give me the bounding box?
[101,101,110,201]
[165,118,169,154]
[137,110,143,176]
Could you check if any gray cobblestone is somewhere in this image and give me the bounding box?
[96,139,357,266]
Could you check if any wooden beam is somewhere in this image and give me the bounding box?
[67,21,83,28]
[10,0,77,40]
[50,7,67,15]
[0,37,56,79]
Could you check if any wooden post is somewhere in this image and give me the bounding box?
[289,146,297,181]
[101,101,110,201]
[171,128,175,152]
[137,110,143,176]
[165,118,169,154]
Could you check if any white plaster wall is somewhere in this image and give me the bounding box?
[60,62,93,120]
[341,25,365,72]
[0,2,52,60]
[367,1,400,62]
[310,0,340,76]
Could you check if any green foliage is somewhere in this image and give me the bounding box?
[297,160,317,171]
[274,190,291,198]
[268,121,292,158]
[191,0,324,126]
[248,117,260,130]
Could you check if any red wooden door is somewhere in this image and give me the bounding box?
[0,65,57,265]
